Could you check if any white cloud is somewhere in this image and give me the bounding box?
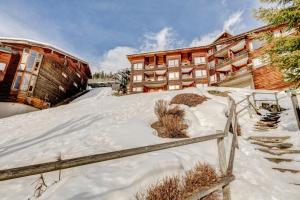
[98,27,184,73]
[223,10,243,32]
[190,10,244,47]
[97,47,137,73]
[140,27,183,52]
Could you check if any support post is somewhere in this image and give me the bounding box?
[274,92,280,112]
[290,90,300,130]
[252,92,257,108]
[216,130,231,200]
[246,95,253,118]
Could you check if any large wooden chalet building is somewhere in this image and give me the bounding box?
[0,38,91,117]
[128,25,295,93]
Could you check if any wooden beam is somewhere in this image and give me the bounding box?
[0,132,225,181]
[185,175,234,200]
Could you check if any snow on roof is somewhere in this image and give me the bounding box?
[0,37,89,65]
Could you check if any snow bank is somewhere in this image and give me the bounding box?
[0,87,299,200]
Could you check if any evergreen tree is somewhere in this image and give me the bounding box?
[255,0,300,87]
[114,69,130,94]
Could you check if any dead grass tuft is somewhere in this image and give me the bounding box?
[207,90,230,97]
[183,163,219,195]
[136,163,221,200]
[170,93,208,107]
[152,100,188,138]
[160,115,188,138]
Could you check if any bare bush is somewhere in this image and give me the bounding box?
[170,93,208,107]
[167,105,185,119]
[136,163,221,200]
[136,176,183,200]
[160,115,188,138]
[154,100,168,121]
[152,100,187,138]
[183,163,219,195]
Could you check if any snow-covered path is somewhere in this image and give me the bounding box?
[0,87,299,200]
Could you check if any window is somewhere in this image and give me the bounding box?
[26,51,37,72]
[194,57,206,65]
[133,75,143,82]
[59,85,65,93]
[168,59,179,67]
[250,39,266,51]
[19,49,43,73]
[196,83,208,88]
[62,72,68,79]
[168,72,179,80]
[13,72,23,89]
[252,54,270,68]
[73,82,78,88]
[208,60,215,69]
[169,85,180,90]
[210,74,217,83]
[0,62,6,71]
[133,87,143,92]
[273,30,281,38]
[133,63,143,70]
[28,76,37,94]
[195,70,207,78]
[20,73,31,91]
[208,49,214,55]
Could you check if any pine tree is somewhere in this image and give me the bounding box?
[255,0,300,87]
[114,69,130,94]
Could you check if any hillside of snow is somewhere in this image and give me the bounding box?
[0,87,299,200]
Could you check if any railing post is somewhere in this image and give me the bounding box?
[246,95,253,118]
[252,92,257,108]
[289,90,300,131]
[274,92,280,112]
[216,130,231,200]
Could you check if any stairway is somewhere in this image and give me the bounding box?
[248,111,300,185]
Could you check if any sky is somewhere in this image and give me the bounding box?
[0,0,265,73]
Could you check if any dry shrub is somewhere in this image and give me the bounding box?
[170,93,208,107]
[136,163,220,200]
[136,176,183,200]
[160,115,188,138]
[183,163,219,195]
[154,100,168,121]
[153,100,188,138]
[167,105,185,119]
[207,90,230,97]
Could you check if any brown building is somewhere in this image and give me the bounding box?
[127,25,294,93]
[0,38,91,117]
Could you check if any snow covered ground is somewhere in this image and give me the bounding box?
[0,87,299,200]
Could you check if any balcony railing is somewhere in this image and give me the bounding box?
[217,66,252,83]
[216,50,249,69]
[182,74,193,80]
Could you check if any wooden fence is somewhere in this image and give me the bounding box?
[0,97,245,200]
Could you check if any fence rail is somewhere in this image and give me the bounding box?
[0,96,244,200]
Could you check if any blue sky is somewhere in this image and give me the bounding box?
[0,0,265,73]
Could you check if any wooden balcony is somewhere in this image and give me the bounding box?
[216,50,249,71]
[217,66,252,88]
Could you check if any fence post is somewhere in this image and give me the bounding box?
[289,90,300,130]
[274,92,280,112]
[216,130,231,200]
[246,95,253,118]
[252,92,256,108]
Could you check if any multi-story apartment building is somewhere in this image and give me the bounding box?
[127,24,295,93]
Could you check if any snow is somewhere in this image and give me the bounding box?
[0,87,299,200]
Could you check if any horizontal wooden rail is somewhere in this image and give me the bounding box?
[0,132,225,181]
[235,97,247,106]
[186,175,235,200]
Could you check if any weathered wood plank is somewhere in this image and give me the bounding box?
[251,141,292,149]
[185,175,234,200]
[256,148,300,155]
[0,132,225,181]
[248,136,290,143]
[272,168,300,173]
[265,157,294,163]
